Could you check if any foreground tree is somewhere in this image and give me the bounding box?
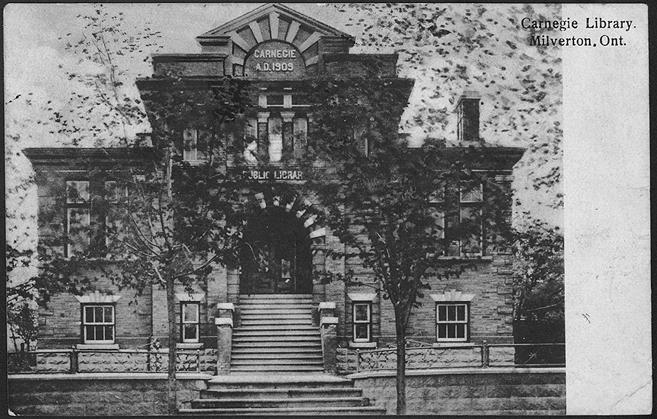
[305,77,517,414]
[19,6,253,414]
[326,3,563,209]
[512,221,564,343]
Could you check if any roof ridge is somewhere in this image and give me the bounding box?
[197,3,353,40]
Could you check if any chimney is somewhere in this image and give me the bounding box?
[455,91,481,144]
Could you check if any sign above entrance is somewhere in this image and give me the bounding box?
[232,167,305,182]
[244,41,307,80]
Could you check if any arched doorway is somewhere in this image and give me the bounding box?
[239,206,313,294]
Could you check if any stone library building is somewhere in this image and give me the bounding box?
[24,2,525,390]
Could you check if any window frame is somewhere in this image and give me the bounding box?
[435,302,469,343]
[65,180,91,257]
[104,180,128,249]
[180,302,200,343]
[458,182,484,256]
[428,183,446,241]
[81,304,116,344]
[183,128,199,162]
[352,302,372,343]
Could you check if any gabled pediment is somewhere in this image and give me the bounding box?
[198,3,353,41]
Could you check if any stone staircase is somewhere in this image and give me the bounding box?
[178,294,384,415]
[231,294,324,373]
[179,374,386,415]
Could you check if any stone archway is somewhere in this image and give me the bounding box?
[239,191,325,295]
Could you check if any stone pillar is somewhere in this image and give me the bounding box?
[319,302,338,374]
[215,303,235,375]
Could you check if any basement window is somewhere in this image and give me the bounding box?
[352,302,372,343]
[82,304,115,344]
[181,302,200,343]
[436,302,469,342]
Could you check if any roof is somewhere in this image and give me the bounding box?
[23,147,155,166]
[197,3,353,40]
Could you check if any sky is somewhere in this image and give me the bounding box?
[4,2,563,257]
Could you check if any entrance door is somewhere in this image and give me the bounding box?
[240,207,312,294]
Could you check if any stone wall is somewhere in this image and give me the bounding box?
[24,349,218,374]
[350,368,566,415]
[336,346,514,375]
[332,256,515,347]
[8,374,210,416]
[38,272,153,349]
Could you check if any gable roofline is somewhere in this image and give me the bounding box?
[197,3,353,41]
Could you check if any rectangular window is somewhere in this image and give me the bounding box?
[436,303,468,342]
[82,305,115,343]
[183,128,198,161]
[428,183,446,243]
[183,129,209,162]
[459,182,484,256]
[66,181,90,257]
[257,122,269,150]
[292,117,307,159]
[267,95,284,106]
[460,183,483,203]
[104,181,128,249]
[66,180,90,203]
[282,121,294,156]
[353,302,371,342]
[181,303,200,343]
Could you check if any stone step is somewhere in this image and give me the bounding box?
[232,342,322,349]
[231,353,323,360]
[239,302,315,307]
[200,388,363,400]
[239,309,313,315]
[207,374,352,389]
[231,359,324,366]
[179,406,385,415]
[230,365,324,372]
[239,303,314,308]
[240,294,313,299]
[232,343,322,354]
[240,313,313,319]
[191,397,368,409]
[233,335,320,341]
[237,324,318,331]
[233,329,320,337]
[237,318,317,328]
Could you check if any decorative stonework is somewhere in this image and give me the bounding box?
[74,291,121,304]
[430,290,475,302]
[347,292,377,302]
[175,292,205,302]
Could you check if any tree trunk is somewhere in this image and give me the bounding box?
[166,277,177,415]
[395,311,407,415]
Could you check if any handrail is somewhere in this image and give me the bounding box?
[7,347,215,374]
[352,342,565,372]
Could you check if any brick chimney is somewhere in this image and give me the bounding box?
[455,91,482,144]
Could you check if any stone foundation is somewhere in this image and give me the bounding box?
[8,373,210,416]
[350,368,566,415]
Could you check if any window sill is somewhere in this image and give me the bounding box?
[76,343,119,350]
[432,342,475,348]
[349,341,377,349]
[436,256,492,261]
[177,343,203,350]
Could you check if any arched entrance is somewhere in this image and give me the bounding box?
[239,205,313,294]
